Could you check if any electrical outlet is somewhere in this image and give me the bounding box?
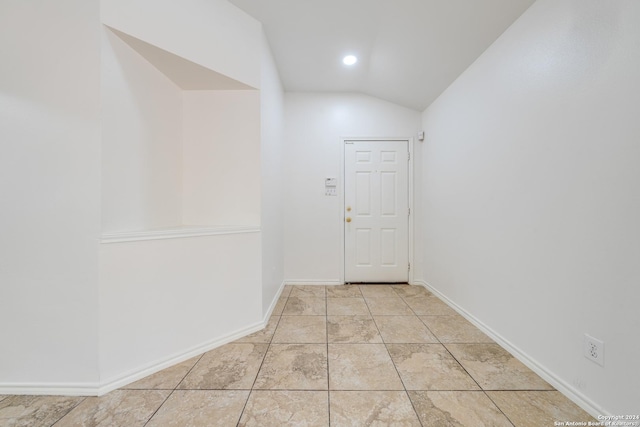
[584,334,604,366]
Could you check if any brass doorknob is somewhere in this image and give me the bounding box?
[346,217,352,223]
[346,206,352,212]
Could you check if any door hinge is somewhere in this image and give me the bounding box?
[408,207,411,216]
[408,262,411,271]
[408,152,410,161]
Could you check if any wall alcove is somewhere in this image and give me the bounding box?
[0,0,283,397]
[97,18,264,388]
[101,26,261,242]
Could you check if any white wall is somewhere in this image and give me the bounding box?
[284,93,421,282]
[0,0,101,388]
[99,233,262,387]
[182,90,261,226]
[420,0,640,415]
[101,28,183,233]
[98,0,266,392]
[1,0,269,394]
[100,0,261,89]
[260,34,285,313]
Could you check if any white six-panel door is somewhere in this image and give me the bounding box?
[344,140,409,283]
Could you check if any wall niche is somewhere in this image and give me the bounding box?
[100,26,260,242]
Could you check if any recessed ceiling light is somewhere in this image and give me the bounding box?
[343,55,358,66]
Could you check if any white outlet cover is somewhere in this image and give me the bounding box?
[584,334,604,367]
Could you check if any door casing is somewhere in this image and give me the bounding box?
[340,137,414,284]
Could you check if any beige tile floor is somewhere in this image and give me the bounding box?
[0,284,596,427]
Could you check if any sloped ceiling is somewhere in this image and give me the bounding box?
[107,27,254,90]
[228,0,536,111]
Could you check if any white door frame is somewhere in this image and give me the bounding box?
[339,137,415,284]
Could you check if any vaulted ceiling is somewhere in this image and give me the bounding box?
[228,0,536,111]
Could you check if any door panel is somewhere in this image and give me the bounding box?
[356,172,372,215]
[381,151,396,163]
[380,171,397,216]
[380,229,397,266]
[356,150,372,163]
[356,229,372,266]
[345,140,409,283]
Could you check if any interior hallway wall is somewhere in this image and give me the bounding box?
[101,27,183,233]
[0,0,101,387]
[0,0,282,394]
[181,90,261,226]
[420,0,640,414]
[98,0,265,391]
[260,34,286,314]
[284,93,421,283]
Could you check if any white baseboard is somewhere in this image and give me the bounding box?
[97,320,265,395]
[0,321,265,397]
[0,382,100,396]
[1,283,298,397]
[283,280,343,286]
[263,280,287,320]
[5,279,606,415]
[413,280,607,418]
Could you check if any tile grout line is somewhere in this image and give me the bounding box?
[482,391,517,427]
[49,396,88,427]
[235,298,285,426]
[439,342,492,401]
[389,284,427,427]
[442,343,528,426]
[372,284,425,426]
[397,286,495,402]
[392,285,512,426]
[142,389,175,427]
[238,285,331,424]
[175,352,206,391]
[325,285,331,427]
[142,351,207,427]
[404,390,425,427]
